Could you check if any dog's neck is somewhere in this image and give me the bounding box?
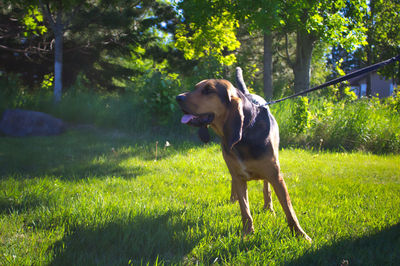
[210,113,227,137]
[209,89,257,139]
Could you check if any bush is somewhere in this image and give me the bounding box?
[0,74,27,113]
[291,97,311,134]
[386,90,400,113]
[138,71,182,124]
[271,96,400,154]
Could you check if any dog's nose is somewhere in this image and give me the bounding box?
[176,95,186,102]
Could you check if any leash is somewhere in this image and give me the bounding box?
[265,54,400,105]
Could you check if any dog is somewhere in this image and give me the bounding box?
[176,79,311,241]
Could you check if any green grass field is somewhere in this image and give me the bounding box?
[1,128,399,265]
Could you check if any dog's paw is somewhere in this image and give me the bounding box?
[296,231,312,243]
[243,226,255,237]
[263,204,275,215]
[230,193,238,203]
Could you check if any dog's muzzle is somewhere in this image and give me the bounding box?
[176,94,214,127]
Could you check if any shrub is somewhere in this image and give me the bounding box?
[140,71,182,124]
[291,97,311,134]
[386,90,400,113]
[0,74,27,113]
[272,96,400,154]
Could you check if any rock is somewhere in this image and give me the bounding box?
[0,109,65,137]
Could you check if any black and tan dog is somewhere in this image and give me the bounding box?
[176,78,311,241]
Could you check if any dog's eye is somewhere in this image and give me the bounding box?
[202,86,213,95]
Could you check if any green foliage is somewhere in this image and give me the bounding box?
[141,71,182,124]
[0,88,147,133]
[232,0,281,33]
[0,131,399,264]
[41,73,53,90]
[187,56,228,80]
[176,0,369,96]
[310,42,331,88]
[326,58,358,102]
[1,0,180,92]
[367,0,400,81]
[175,11,240,66]
[386,90,400,113]
[305,0,368,50]
[22,6,47,37]
[329,0,400,84]
[341,86,358,101]
[0,74,26,114]
[291,97,312,134]
[272,96,400,154]
[324,84,358,103]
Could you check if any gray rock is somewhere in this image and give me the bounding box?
[0,109,65,137]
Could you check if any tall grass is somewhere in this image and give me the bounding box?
[271,96,400,154]
[1,85,399,153]
[0,88,190,140]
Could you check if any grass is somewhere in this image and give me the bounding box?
[0,127,400,265]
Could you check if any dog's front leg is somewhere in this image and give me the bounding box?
[232,177,254,235]
[223,151,253,234]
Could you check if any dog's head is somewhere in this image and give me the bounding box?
[176,79,244,150]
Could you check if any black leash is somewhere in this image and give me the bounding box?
[265,54,400,105]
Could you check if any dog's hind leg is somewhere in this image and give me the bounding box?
[269,171,312,242]
[230,180,238,203]
[263,180,275,213]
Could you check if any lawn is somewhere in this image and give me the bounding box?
[0,128,399,265]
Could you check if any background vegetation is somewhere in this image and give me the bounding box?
[2,77,400,153]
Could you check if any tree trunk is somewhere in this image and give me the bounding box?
[293,30,315,93]
[365,0,377,97]
[53,12,63,103]
[263,32,273,99]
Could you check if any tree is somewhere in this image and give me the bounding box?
[36,0,84,102]
[175,9,240,67]
[279,0,368,93]
[228,0,281,98]
[328,0,400,96]
[0,4,52,88]
[176,0,281,99]
[176,0,368,96]
[0,1,179,95]
[366,0,400,96]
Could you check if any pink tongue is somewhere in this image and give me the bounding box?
[181,114,195,124]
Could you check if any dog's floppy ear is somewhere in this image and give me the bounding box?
[198,126,211,143]
[223,96,244,150]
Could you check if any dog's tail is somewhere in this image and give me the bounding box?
[236,66,268,107]
[236,67,250,95]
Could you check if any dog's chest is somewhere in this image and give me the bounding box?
[234,157,262,181]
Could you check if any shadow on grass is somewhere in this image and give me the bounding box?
[50,211,200,265]
[0,128,204,180]
[288,223,400,265]
[0,193,46,215]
